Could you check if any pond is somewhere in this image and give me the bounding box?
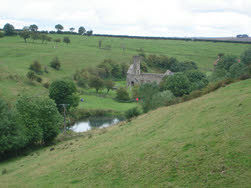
[70,117,124,133]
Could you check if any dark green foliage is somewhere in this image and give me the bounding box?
[185,70,209,90]
[116,87,130,101]
[54,38,61,43]
[78,26,86,35]
[89,76,104,93]
[145,54,197,72]
[104,80,115,93]
[30,60,42,73]
[151,90,174,109]
[138,83,160,112]
[77,77,89,88]
[3,23,15,36]
[43,82,50,89]
[49,80,79,111]
[125,107,141,119]
[215,55,238,72]
[50,57,61,70]
[0,98,26,156]
[29,24,38,32]
[55,24,64,33]
[36,76,42,83]
[241,47,251,66]
[26,71,36,81]
[19,29,30,43]
[16,94,63,144]
[0,32,4,38]
[30,32,40,42]
[229,63,247,78]
[161,73,191,97]
[63,37,70,45]
[86,30,93,36]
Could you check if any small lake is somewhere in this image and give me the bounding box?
[70,117,124,133]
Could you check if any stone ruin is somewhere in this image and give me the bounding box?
[126,56,173,87]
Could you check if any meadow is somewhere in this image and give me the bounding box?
[0,34,250,111]
[0,78,250,187]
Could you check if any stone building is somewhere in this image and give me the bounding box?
[126,56,173,87]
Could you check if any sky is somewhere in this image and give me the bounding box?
[0,0,251,37]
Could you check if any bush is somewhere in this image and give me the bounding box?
[36,76,42,83]
[43,82,50,89]
[26,71,36,81]
[89,76,104,93]
[77,77,89,88]
[50,57,61,70]
[0,32,4,38]
[151,90,174,109]
[116,87,130,101]
[63,37,70,44]
[16,94,63,145]
[125,107,141,119]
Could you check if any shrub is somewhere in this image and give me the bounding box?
[36,76,42,83]
[50,57,61,70]
[116,87,130,101]
[16,94,63,145]
[125,107,141,119]
[63,37,70,44]
[77,77,89,88]
[89,76,104,93]
[104,80,115,93]
[43,82,50,89]
[151,90,174,109]
[26,71,36,81]
[0,32,4,38]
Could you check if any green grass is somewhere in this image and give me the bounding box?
[0,79,250,187]
[0,35,250,103]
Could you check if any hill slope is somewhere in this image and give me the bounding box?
[0,79,251,187]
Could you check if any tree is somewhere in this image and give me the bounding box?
[16,94,63,144]
[241,47,251,66]
[0,32,4,38]
[26,71,36,81]
[55,24,64,33]
[49,80,79,111]
[78,26,86,35]
[19,28,30,43]
[50,57,61,70]
[0,98,26,157]
[40,34,48,44]
[31,32,40,42]
[30,60,42,73]
[116,87,130,101]
[104,80,115,93]
[54,38,61,43]
[89,76,104,93]
[3,23,15,36]
[161,73,191,97]
[29,24,38,32]
[86,30,93,36]
[70,27,75,32]
[185,70,209,91]
[63,36,70,45]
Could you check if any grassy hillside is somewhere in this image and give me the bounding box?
[0,79,250,187]
[0,35,250,103]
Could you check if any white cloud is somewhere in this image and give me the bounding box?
[0,0,251,37]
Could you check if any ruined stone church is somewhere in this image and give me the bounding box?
[126,56,173,87]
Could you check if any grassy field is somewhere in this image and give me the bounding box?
[0,78,250,187]
[0,35,250,111]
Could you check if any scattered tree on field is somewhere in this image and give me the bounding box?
[89,76,104,93]
[26,71,36,81]
[63,36,70,45]
[3,23,15,36]
[30,60,42,74]
[29,24,38,32]
[50,57,61,70]
[116,87,130,101]
[55,24,64,33]
[104,80,115,93]
[70,27,75,32]
[19,28,30,43]
[86,30,93,36]
[78,26,86,35]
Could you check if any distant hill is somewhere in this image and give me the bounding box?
[0,79,250,187]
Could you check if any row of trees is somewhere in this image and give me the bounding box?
[1,23,93,36]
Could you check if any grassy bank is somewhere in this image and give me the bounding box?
[0,79,250,187]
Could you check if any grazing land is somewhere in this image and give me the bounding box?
[0,78,250,187]
[0,35,250,111]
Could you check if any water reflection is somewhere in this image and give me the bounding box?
[70,117,123,133]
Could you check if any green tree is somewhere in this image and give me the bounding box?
[30,60,42,74]
[31,32,40,42]
[0,98,26,157]
[16,94,63,144]
[3,23,15,36]
[26,71,36,81]
[55,24,64,33]
[89,76,104,93]
[50,57,61,70]
[104,80,115,93]
[86,30,93,36]
[241,47,251,66]
[229,63,247,78]
[116,87,130,101]
[29,24,38,32]
[49,80,79,111]
[63,36,70,45]
[162,73,191,97]
[185,70,208,91]
[0,32,4,38]
[78,26,86,35]
[69,27,75,32]
[19,28,30,43]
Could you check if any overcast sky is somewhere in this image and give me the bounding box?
[1,0,251,37]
